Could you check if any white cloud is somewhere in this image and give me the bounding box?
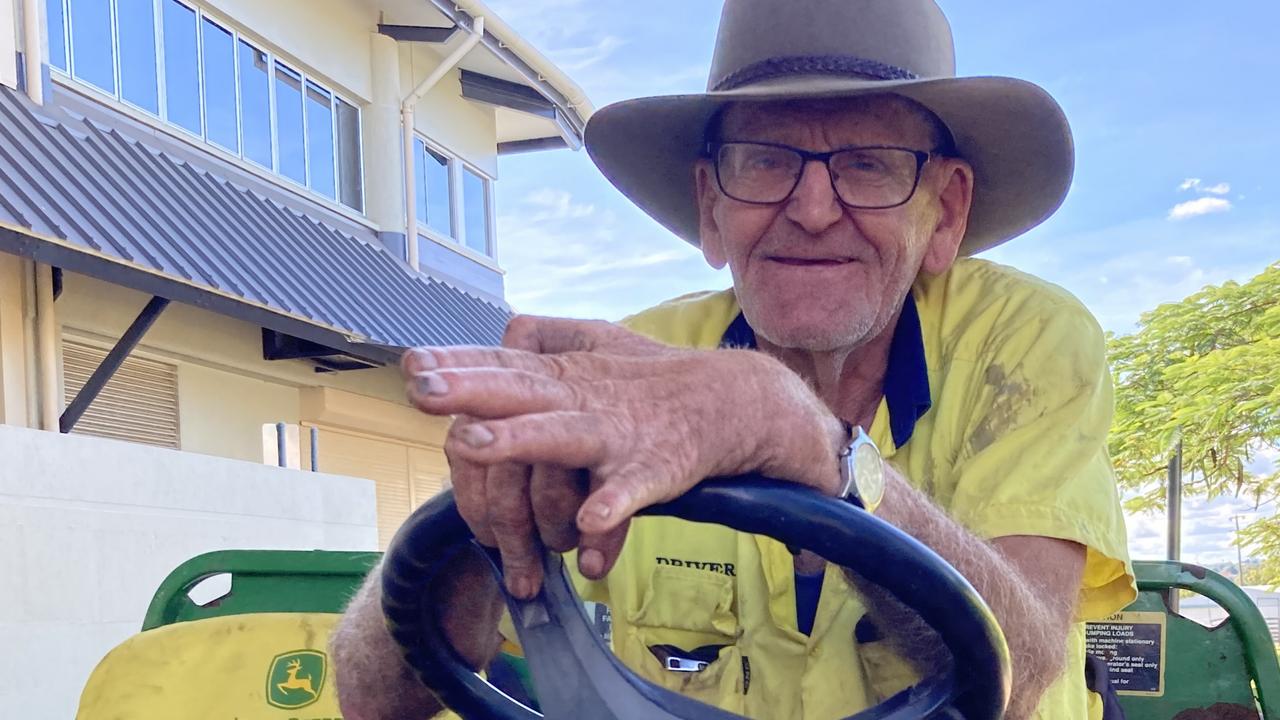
[1168,197,1232,220]
[1177,178,1231,196]
[496,184,725,320]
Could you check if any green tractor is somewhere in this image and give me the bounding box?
[76,480,1280,719]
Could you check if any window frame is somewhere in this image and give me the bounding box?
[45,0,366,215]
[412,134,497,263]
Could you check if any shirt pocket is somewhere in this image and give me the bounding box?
[617,565,745,713]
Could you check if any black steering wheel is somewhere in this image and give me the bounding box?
[382,477,1010,720]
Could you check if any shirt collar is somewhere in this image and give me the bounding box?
[719,295,932,449]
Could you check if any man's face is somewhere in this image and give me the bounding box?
[695,96,973,353]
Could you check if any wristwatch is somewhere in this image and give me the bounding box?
[838,425,885,513]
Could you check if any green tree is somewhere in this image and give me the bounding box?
[1107,262,1280,564]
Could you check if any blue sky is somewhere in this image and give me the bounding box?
[485,0,1279,564]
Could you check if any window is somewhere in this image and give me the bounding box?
[62,340,180,449]
[335,99,363,212]
[47,0,365,212]
[116,0,158,113]
[462,167,491,255]
[161,0,200,134]
[274,63,306,185]
[69,0,115,93]
[201,17,238,152]
[412,136,495,260]
[306,81,336,199]
[414,139,453,239]
[238,40,271,168]
[47,0,68,71]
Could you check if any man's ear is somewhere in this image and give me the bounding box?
[694,159,728,269]
[921,158,974,275]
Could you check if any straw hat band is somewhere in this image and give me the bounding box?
[713,55,921,91]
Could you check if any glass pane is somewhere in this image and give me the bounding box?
[335,98,363,212]
[274,63,306,184]
[69,0,114,93]
[305,82,335,199]
[462,168,489,255]
[201,18,237,152]
[47,0,68,71]
[413,137,427,228]
[116,0,158,114]
[423,146,452,238]
[238,40,271,168]
[161,0,200,134]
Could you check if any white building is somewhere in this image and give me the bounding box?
[0,0,592,715]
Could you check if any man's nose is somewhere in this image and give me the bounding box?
[784,160,843,234]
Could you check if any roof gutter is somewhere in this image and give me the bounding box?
[425,0,593,143]
[401,15,485,270]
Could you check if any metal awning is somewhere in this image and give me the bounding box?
[0,87,511,365]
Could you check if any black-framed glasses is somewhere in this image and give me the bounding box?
[709,141,935,209]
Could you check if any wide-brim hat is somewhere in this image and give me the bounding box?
[584,0,1074,255]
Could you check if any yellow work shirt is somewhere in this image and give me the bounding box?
[543,258,1135,720]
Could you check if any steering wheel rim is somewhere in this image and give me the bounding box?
[382,477,1010,720]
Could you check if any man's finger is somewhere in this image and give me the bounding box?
[444,411,609,469]
[405,345,564,375]
[407,368,580,419]
[447,440,496,548]
[505,314,668,357]
[530,465,587,552]
[577,520,631,580]
[485,463,542,599]
[576,458,684,535]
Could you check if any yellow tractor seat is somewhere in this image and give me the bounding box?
[77,612,343,719]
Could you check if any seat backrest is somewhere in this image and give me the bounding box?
[142,549,381,630]
[1087,560,1280,720]
[77,612,344,719]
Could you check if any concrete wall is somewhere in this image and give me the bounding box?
[0,423,378,719]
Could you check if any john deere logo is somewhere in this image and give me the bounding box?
[266,650,326,709]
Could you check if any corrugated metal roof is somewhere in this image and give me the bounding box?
[0,86,511,360]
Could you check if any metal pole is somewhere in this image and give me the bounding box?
[310,426,319,472]
[1166,440,1183,613]
[1166,441,1183,561]
[275,422,287,468]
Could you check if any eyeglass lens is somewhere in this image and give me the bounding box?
[716,143,922,208]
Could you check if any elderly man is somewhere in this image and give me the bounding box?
[331,1,1135,718]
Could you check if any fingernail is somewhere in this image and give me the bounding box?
[459,424,495,447]
[509,573,529,597]
[581,502,612,523]
[406,348,437,371]
[579,549,604,578]
[413,372,449,397]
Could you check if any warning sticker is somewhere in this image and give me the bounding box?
[1085,611,1167,696]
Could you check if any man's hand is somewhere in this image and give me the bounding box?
[402,316,845,599]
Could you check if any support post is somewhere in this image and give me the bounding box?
[1166,440,1183,613]
[59,296,169,433]
[310,425,319,472]
[276,422,287,468]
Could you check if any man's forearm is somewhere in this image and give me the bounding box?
[847,470,1082,720]
[331,549,507,720]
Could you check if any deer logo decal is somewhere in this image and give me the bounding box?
[266,650,327,709]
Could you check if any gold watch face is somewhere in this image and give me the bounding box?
[852,442,885,511]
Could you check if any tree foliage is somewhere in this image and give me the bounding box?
[1107,262,1280,518]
